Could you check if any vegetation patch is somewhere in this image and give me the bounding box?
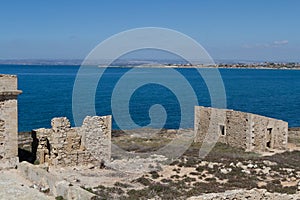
[87,132,300,199]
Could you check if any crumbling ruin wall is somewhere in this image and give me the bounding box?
[224,110,249,150]
[34,115,111,167]
[194,106,227,144]
[0,74,22,169]
[81,116,111,164]
[194,107,248,149]
[194,106,288,152]
[251,114,288,151]
[288,127,300,147]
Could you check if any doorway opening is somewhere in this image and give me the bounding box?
[266,128,272,148]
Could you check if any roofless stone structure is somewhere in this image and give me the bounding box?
[194,106,288,152]
[0,74,22,169]
[33,115,111,167]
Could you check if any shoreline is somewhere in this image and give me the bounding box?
[112,65,300,70]
[1,63,300,70]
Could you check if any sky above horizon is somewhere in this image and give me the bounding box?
[0,0,299,62]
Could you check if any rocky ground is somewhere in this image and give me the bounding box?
[77,145,300,199]
[68,129,300,199]
[0,169,53,200]
[188,188,300,200]
[7,128,300,199]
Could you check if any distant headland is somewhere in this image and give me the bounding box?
[0,59,300,69]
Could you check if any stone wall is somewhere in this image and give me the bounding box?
[18,132,33,151]
[288,127,300,147]
[33,115,111,167]
[194,106,288,152]
[251,113,288,151]
[81,116,111,164]
[0,74,22,169]
[194,106,227,146]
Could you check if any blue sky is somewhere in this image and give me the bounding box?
[0,0,299,62]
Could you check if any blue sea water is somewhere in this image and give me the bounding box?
[0,65,299,131]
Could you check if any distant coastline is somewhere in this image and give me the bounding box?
[107,64,300,70]
[0,59,300,70]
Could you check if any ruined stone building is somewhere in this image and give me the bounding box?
[0,74,112,168]
[0,73,292,171]
[33,115,111,167]
[194,106,288,152]
[0,74,22,169]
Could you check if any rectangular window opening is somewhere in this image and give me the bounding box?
[219,124,226,136]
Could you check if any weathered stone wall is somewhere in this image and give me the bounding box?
[251,114,288,151]
[194,106,288,152]
[34,115,111,167]
[0,74,18,91]
[194,106,227,144]
[81,116,111,164]
[224,110,249,150]
[18,132,33,151]
[194,107,248,149]
[288,127,300,147]
[0,74,22,169]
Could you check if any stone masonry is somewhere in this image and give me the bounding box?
[194,106,288,152]
[0,74,22,169]
[33,115,111,167]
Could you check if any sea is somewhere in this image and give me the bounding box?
[0,65,299,132]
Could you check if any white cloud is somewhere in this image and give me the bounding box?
[273,40,289,45]
[243,40,289,49]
